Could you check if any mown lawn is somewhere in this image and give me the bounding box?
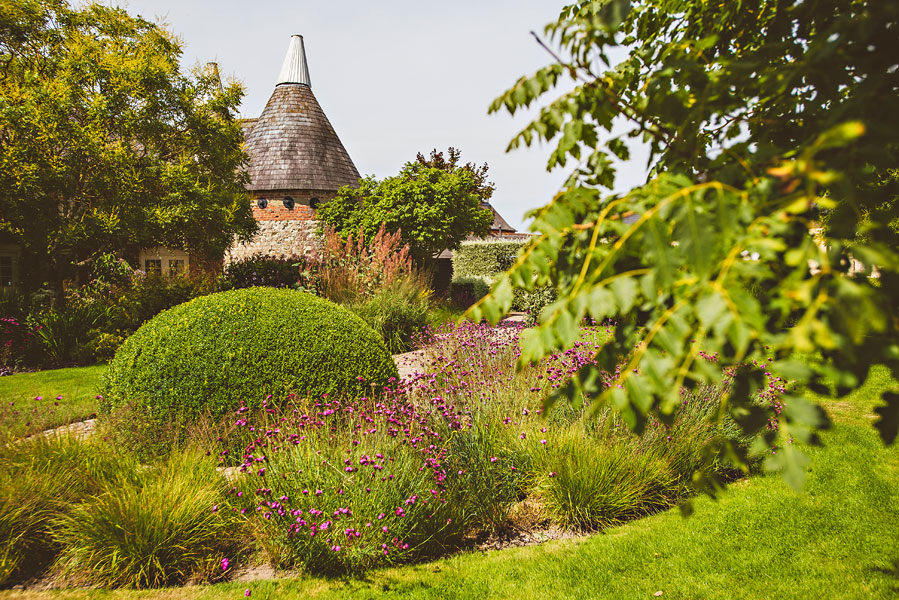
[2,367,898,599]
[0,366,105,437]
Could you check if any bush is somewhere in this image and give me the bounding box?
[448,277,490,308]
[54,451,240,588]
[516,286,556,325]
[33,302,110,366]
[222,253,312,291]
[234,425,464,574]
[451,239,526,281]
[348,274,431,354]
[101,287,398,422]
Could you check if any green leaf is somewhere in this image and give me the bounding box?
[782,395,831,433]
[610,276,639,314]
[695,291,727,329]
[811,121,866,152]
[763,444,810,492]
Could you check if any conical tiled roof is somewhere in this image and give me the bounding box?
[243,36,360,192]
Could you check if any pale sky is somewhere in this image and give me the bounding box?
[117,0,649,231]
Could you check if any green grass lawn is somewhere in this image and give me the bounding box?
[2,367,898,599]
[0,365,106,437]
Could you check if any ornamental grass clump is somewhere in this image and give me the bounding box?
[0,434,132,586]
[53,450,241,588]
[531,427,677,531]
[348,273,433,354]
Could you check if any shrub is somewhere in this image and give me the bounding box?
[73,330,125,365]
[0,315,41,371]
[348,274,432,353]
[101,287,398,421]
[517,286,556,325]
[34,302,110,366]
[451,239,526,281]
[448,276,490,308]
[222,253,313,291]
[116,272,218,329]
[438,419,529,532]
[54,451,240,588]
[533,429,677,531]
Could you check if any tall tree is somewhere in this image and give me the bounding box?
[0,0,256,290]
[318,148,494,265]
[472,0,899,491]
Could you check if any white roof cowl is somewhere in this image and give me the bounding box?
[277,35,311,87]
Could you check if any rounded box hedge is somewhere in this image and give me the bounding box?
[101,287,399,418]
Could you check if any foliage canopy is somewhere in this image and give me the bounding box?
[0,0,256,289]
[317,148,494,265]
[472,0,899,491]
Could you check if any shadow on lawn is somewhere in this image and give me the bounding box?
[871,557,899,593]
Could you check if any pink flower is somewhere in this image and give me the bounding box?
[221,558,230,571]
[245,589,252,597]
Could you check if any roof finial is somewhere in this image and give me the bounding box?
[204,62,223,91]
[277,35,311,87]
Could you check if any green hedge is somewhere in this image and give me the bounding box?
[448,277,491,309]
[451,240,527,281]
[101,288,398,420]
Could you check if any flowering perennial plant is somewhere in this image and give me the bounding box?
[215,318,779,573]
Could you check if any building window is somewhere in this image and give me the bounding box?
[168,259,185,277]
[144,259,162,275]
[0,256,13,287]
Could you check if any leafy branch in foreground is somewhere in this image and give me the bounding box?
[471,0,899,491]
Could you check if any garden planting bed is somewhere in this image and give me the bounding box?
[1,317,774,591]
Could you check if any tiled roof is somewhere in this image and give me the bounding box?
[487,203,515,232]
[243,84,360,192]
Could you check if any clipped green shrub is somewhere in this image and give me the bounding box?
[448,277,490,309]
[451,239,526,280]
[101,287,398,420]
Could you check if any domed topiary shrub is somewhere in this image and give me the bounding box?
[101,288,398,420]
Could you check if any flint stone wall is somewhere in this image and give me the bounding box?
[225,190,329,264]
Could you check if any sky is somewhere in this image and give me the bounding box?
[116,0,649,231]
